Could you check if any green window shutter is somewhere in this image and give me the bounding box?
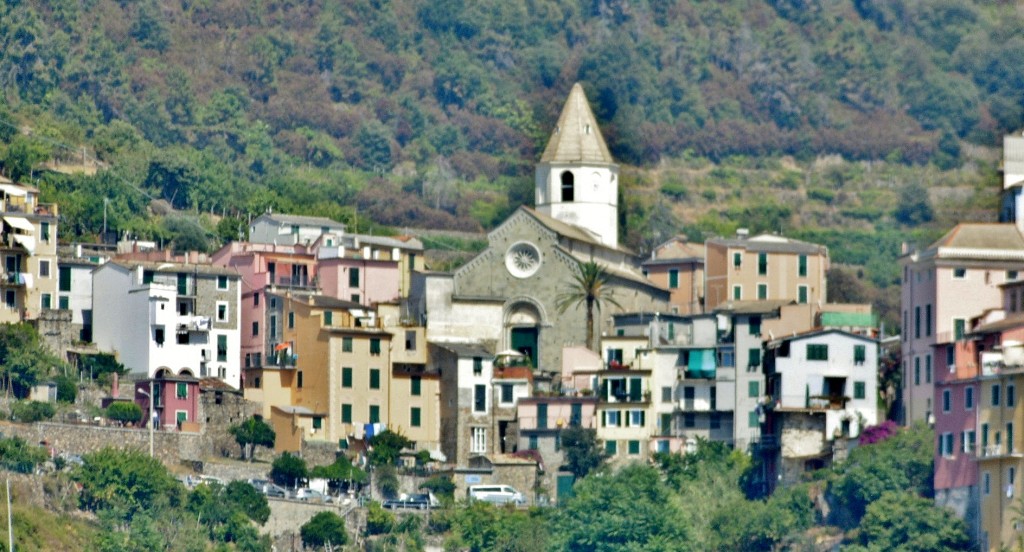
[854,345,866,364]
[749,410,759,428]
[370,369,380,389]
[313,417,322,430]
[370,339,381,355]
[342,337,353,352]
[605,441,617,455]
[758,252,768,275]
[537,404,548,429]
[798,254,807,277]
[411,376,421,396]
[601,411,606,427]
[630,378,642,401]
[369,405,380,423]
[669,269,679,289]
[854,382,866,399]
[628,440,640,455]
[342,404,352,423]
[324,311,333,325]
[733,252,742,268]
[748,381,759,398]
[59,267,71,292]
[410,407,421,427]
[749,348,761,367]
[177,382,187,399]
[342,368,352,388]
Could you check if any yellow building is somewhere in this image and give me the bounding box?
[978,364,1024,551]
[704,231,828,311]
[0,178,58,322]
[380,303,441,451]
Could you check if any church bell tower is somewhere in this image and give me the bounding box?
[535,83,620,248]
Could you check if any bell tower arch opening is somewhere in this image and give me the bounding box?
[560,171,575,202]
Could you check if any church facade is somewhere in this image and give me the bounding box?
[445,84,670,375]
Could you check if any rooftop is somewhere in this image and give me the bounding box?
[539,83,614,165]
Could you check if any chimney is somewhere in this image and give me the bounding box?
[111,372,119,399]
[736,228,749,239]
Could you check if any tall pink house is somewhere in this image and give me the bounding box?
[900,224,1024,425]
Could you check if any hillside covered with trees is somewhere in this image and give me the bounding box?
[0,0,1020,326]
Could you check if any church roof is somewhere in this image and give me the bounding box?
[539,83,614,165]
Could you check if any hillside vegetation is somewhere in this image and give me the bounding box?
[0,0,1019,326]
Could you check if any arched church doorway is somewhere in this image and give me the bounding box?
[506,301,542,369]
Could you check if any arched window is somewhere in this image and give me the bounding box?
[560,171,574,202]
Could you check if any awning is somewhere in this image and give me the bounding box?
[12,234,35,255]
[4,216,34,233]
[0,184,27,197]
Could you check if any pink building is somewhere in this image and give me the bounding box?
[934,337,982,527]
[900,224,1024,424]
[316,256,400,306]
[134,373,200,431]
[211,242,319,372]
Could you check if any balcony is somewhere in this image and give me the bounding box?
[2,272,26,287]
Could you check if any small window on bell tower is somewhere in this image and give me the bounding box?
[561,171,575,202]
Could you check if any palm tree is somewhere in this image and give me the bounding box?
[556,261,622,351]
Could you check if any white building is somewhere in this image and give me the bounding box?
[58,245,110,342]
[535,83,620,248]
[92,261,242,387]
[759,329,879,488]
[248,213,346,247]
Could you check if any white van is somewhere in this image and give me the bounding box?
[467,484,526,505]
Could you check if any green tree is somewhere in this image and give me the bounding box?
[225,480,271,525]
[419,475,456,500]
[10,399,55,422]
[894,182,934,226]
[228,416,276,461]
[270,452,307,489]
[556,261,622,351]
[830,423,934,527]
[0,323,61,398]
[106,401,143,425]
[556,464,691,551]
[560,426,605,479]
[447,500,551,551]
[848,491,971,551]
[75,448,183,522]
[55,374,77,403]
[368,429,413,466]
[375,463,399,499]
[0,436,47,473]
[2,134,51,181]
[310,455,368,491]
[301,511,349,548]
[365,501,395,535]
[79,353,128,382]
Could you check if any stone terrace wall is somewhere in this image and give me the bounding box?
[0,421,204,464]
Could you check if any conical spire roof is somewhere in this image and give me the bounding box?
[539,83,614,165]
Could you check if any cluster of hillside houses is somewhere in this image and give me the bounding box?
[10,83,1024,548]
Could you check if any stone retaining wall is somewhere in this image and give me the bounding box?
[0,421,204,464]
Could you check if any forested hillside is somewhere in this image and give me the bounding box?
[0,0,1020,325]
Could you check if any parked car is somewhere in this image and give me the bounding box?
[467,485,526,506]
[383,493,436,510]
[248,479,287,498]
[294,488,331,503]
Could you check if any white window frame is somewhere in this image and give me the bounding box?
[606,410,621,427]
[941,432,954,458]
[470,427,487,454]
[629,409,644,427]
[217,275,229,290]
[963,430,976,454]
[216,301,229,323]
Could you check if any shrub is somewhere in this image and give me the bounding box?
[0,436,47,473]
[365,501,395,535]
[106,401,143,425]
[375,464,399,499]
[419,475,456,500]
[10,400,56,423]
[301,511,348,548]
[55,375,77,403]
